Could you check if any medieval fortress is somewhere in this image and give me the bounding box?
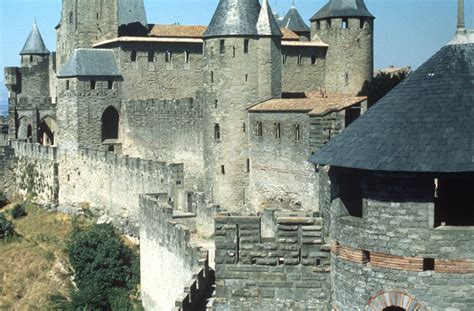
[1,0,473,309]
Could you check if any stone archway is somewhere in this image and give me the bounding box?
[101,106,120,142]
[366,290,428,311]
[38,116,57,145]
[17,116,32,141]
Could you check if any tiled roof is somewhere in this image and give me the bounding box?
[58,49,121,78]
[310,42,474,173]
[249,93,366,116]
[310,0,374,21]
[281,27,300,41]
[20,23,50,55]
[150,25,207,38]
[280,6,310,33]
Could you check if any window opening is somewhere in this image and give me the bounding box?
[232,46,236,58]
[423,258,435,271]
[184,51,189,63]
[294,124,300,141]
[345,72,349,86]
[297,54,302,65]
[244,39,249,53]
[327,19,331,28]
[282,54,287,64]
[246,159,250,173]
[66,80,70,90]
[30,55,33,62]
[148,51,154,62]
[108,80,113,90]
[342,18,349,29]
[211,71,214,83]
[69,12,73,24]
[311,55,317,65]
[101,106,119,141]
[131,50,137,62]
[91,80,96,90]
[316,21,321,30]
[242,123,246,132]
[434,176,474,226]
[214,99,218,109]
[360,18,365,29]
[274,123,281,138]
[245,74,248,82]
[165,51,172,62]
[220,40,225,54]
[221,165,225,175]
[339,172,363,217]
[214,124,221,141]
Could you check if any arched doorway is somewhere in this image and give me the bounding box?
[17,117,32,141]
[38,117,57,145]
[101,106,119,141]
[384,307,405,311]
[366,290,428,311]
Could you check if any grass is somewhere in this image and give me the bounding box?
[0,202,89,310]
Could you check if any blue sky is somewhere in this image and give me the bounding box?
[0,0,473,110]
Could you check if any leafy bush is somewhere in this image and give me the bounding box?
[67,223,139,310]
[10,203,27,219]
[0,212,15,239]
[0,192,7,208]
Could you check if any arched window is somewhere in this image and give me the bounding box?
[214,124,220,141]
[101,106,119,141]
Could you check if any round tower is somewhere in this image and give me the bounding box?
[202,0,282,211]
[20,22,50,67]
[310,0,374,95]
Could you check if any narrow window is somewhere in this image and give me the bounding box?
[244,39,249,53]
[256,121,263,137]
[232,46,236,58]
[339,172,363,218]
[294,124,301,141]
[274,123,281,138]
[131,50,137,62]
[91,80,96,90]
[30,55,33,62]
[214,124,221,141]
[184,51,189,63]
[245,74,248,82]
[360,18,365,29]
[316,21,321,30]
[221,165,225,175]
[220,40,225,54]
[311,55,317,65]
[327,19,332,28]
[96,12,99,20]
[211,71,214,83]
[282,54,287,64]
[246,159,250,173]
[148,51,154,62]
[297,55,302,65]
[362,250,370,264]
[69,12,73,24]
[423,258,435,271]
[165,51,172,62]
[66,80,70,90]
[214,99,218,109]
[342,18,349,29]
[345,72,349,86]
[108,80,113,90]
[242,123,246,132]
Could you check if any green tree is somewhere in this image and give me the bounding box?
[10,203,27,219]
[0,212,15,239]
[359,71,408,107]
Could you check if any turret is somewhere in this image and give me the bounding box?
[203,0,282,211]
[280,2,311,41]
[310,0,374,95]
[56,0,147,68]
[20,22,50,67]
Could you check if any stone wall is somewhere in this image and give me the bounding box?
[212,212,330,310]
[11,141,58,203]
[324,168,474,309]
[140,193,213,311]
[121,97,205,191]
[58,149,176,234]
[281,46,326,93]
[309,111,345,152]
[248,112,318,212]
[0,144,14,193]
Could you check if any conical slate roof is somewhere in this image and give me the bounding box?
[281,6,310,33]
[310,38,474,173]
[257,0,283,36]
[204,0,262,38]
[310,0,374,21]
[118,0,147,27]
[20,23,50,55]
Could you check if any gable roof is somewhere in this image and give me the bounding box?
[310,0,374,21]
[281,6,310,33]
[310,41,474,173]
[20,23,50,55]
[57,49,121,78]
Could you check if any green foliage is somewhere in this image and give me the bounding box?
[0,212,15,239]
[11,203,27,219]
[0,192,7,208]
[108,287,133,311]
[67,223,139,310]
[359,71,408,107]
[46,293,72,310]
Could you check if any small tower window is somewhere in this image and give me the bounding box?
[256,121,263,137]
[294,124,301,141]
[360,18,365,29]
[184,51,189,63]
[96,12,99,20]
[214,99,218,109]
[165,51,172,62]
[148,51,154,62]
[108,80,114,90]
[342,18,349,29]
[244,39,249,53]
[232,46,236,58]
[282,54,288,64]
[274,123,281,139]
[316,21,321,30]
[91,80,96,90]
[311,55,317,65]
[242,123,246,132]
[221,165,225,175]
[30,55,33,62]
[246,159,250,173]
[327,19,332,28]
[211,71,214,83]
[245,74,248,82]
[69,12,73,24]
[220,40,225,54]
[131,51,137,62]
[297,55,302,65]
[214,124,221,141]
[345,72,349,86]
[66,80,70,90]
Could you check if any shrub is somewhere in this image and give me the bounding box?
[0,212,15,239]
[0,192,7,208]
[10,203,27,219]
[67,223,138,310]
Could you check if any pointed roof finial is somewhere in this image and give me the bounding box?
[20,21,50,55]
[458,0,465,30]
[292,0,295,7]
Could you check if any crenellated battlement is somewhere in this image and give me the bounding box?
[12,141,58,161]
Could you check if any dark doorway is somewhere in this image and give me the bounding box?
[383,307,405,311]
[434,175,474,226]
[38,117,56,145]
[345,105,361,127]
[101,106,119,141]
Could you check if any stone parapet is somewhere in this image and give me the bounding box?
[12,141,57,161]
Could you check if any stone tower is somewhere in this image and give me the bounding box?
[56,0,147,68]
[202,0,282,211]
[310,0,374,95]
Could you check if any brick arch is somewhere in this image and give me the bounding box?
[366,290,428,311]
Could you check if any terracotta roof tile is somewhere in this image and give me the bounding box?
[280,27,300,41]
[150,24,207,38]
